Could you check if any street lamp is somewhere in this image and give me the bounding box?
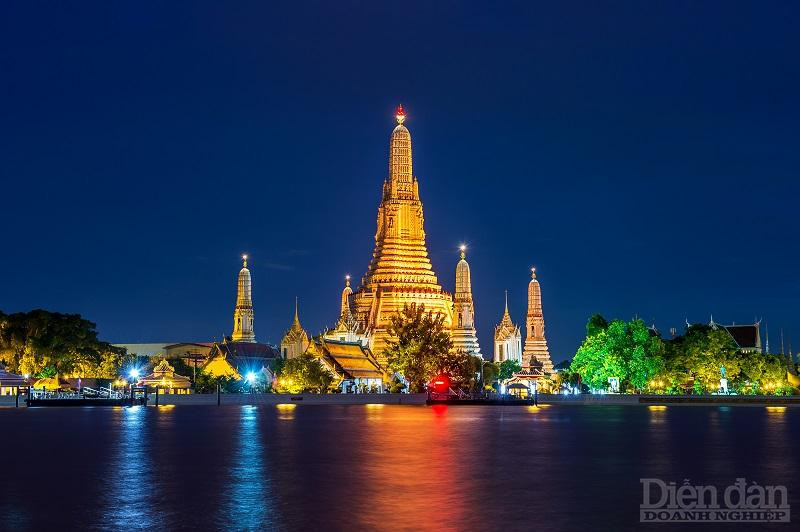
[128,368,140,404]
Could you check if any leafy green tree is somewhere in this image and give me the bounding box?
[480,360,500,389]
[498,359,522,381]
[384,303,453,392]
[276,354,334,393]
[434,350,484,391]
[586,314,609,337]
[662,325,739,393]
[0,310,122,377]
[555,371,581,392]
[570,318,664,392]
[194,370,240,393]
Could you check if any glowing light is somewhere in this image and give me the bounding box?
[766,406,786,413]
[395,103,405,124]
[459,244,466,251]
[276,403,296,410]
[246,372,256,384]
[23,373,30,379]
[129,368,140,379]
[648,405,667,411]
[365,403,384,408]
[242,254,248,261]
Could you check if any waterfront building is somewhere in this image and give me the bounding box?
[0,366,25,396]
[202,338,281,385]
[280,299,311,359]
[232,255,256,343]
[306,338,385,393]
[346,105,454,365]
[714,319,763,354]
[522,268,554,373]
[451,245,482,356]
[138,360,192,394]
[494,292,522,364]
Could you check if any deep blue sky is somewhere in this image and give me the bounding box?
[2,2,798,363]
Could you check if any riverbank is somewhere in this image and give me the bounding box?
[3,392,799,407]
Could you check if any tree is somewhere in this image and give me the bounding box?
[434,350,484,391]
[276,354,334,393]
[570,318,664,393]
[384,303,453,392]
[586,314,609,337]
[0,310,124,377]
[661,325,739,393]
[480,360,500,389]
[498,359,522,382]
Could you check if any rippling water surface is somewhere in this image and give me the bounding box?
[1,404,797,530]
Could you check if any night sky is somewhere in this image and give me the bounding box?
[2,2,798,363]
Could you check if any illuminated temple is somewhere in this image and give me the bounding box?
[522,268,554,373]
[343,105,455,365]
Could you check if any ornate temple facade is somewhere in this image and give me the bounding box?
[522,268,554,373]
[494,292,522,364]
[346,105,454,365]
[232,255,256,343]
[451,246,481,356]
[281,299,311,359]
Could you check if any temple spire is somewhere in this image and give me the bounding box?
[232,254,256,342]
[452,244,481,356]
[523,266,553,373]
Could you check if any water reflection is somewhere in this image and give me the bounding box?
[100,406,160,529]
[276,403,296,420]
[221,406,279,529]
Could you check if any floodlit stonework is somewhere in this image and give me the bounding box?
[232,255,256,343]
[494,291,522,364]
[348,105,454,365]
[522,268,554,373]
[451,246,481,356]
[281,298,310,359]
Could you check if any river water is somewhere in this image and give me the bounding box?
[0,404,796,530]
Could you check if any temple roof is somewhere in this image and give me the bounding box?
[203,341,281,379]
[0,367,24,386]
[495,291,521,340]
[139,360,191,388]
[311,339,384,380]
[723,324,760,349]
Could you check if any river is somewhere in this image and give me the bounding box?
[0,404,796,530]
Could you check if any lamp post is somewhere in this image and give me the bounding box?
[129,368,140,406]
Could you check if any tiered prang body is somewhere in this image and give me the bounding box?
[451,246,481,356]
[349,106,454,365]
[522,268,554,373]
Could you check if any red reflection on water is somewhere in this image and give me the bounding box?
[349,405,472,530]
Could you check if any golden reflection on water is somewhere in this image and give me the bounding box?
[276,403,296,420]
[766,406,787,414]
[365,403,384,421]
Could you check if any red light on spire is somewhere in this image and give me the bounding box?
[395,104,406,124]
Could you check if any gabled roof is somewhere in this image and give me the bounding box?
[723,324,760,349]
[0,367,24,386]
[203,341,282,379]
[212,341,280,359]
[311,339,384,380]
